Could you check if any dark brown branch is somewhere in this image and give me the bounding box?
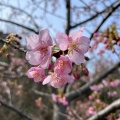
[79,0,97,13]
[0,99,33,120]
[0,3,39,31]
[65,0,71,34]
[0,61,9,67]
[70,1,119,29]
[87,98,120,120]
[66,62,120,102]
[33,90,51,98]
[0,18,38,33]
[0,38,27,53]
[90,1,120,39]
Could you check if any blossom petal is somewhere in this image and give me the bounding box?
[56,33,69,51]
[26,34,39,50]
[39,29,52,46]
[40,46,52,69]
[26,51,41,65]
[77,36,90,54]
[54,55,72,74]
[26,67,45,82]
[69,50,84,65]
[43,75,52,85]
[69,27,84,41]
[62,74,75,83]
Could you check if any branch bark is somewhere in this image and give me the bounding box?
[0,3,39,31]
[0,18,38,33]
[90,1,120,39]
[0,38,27,53]
[66,62,120,102]
[70,1,119,29]
[0,99,33,120]
[87,98,120,120]
[33,90,51,98]
[65,0,71,34]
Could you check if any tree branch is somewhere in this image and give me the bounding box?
[90,1,120,39]
[0,18,38,33]
[87,98,120,120]
[66,62,120,102]
[0,3,39,31]
[33,90,51,98]
[65,0,71,34]
[70,1,119,29]
[0,99,33,120]
[0,38,27,53]
[0,61,9,67]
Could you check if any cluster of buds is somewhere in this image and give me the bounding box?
[88,91,107,116]
[91,24,120,54]
[35,97,42,108]
[51,93,68,106]
[0,33,22,57]
[73,63,89,80]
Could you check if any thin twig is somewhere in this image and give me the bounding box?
[87,98,120,120]
[66,62,120,102]
[33,90,51,98]
[0,18,38,33]
[0,99,33,120]
[0,38,27,53]
[70,1,119,29]
[90,1,120,39]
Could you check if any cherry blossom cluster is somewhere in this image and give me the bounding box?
[51,94,68,106]
[90,25,120,55]
[26,28,90,88]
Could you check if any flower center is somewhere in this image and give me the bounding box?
[58,60,67,67]
[32,71,41,78]
[52,73,60,82]
[68,42,77,51]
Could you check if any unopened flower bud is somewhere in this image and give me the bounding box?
[6,53,11,59]
[48,63,52,70]
[82,67,89,76]
[117,41,120,46]
[2,44,8,52]
[0,50,3,56]
[15,34,22,39]
[85,56,90,61]
[93,33,99,37]
[74,72,80,79]
[14,40,20,45]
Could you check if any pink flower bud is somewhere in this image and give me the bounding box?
[48,63,52,70]
[82,68,89,76]
[73,72,80,79]
[117,41,120,46]
[93,33,99,37]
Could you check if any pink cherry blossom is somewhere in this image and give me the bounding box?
[43,72,74,88]
[54,55,72,74]
[110,79,120,87]
[88,95,93,100]
[26,29,53,69]
[87,107,96,115]
[90,84,103,91]
[102,80,110,87]
[58,96,68,106]
[27,67,45,83]
[107,91,117,97]
[51,94,57,102]
[55,27,90,65]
